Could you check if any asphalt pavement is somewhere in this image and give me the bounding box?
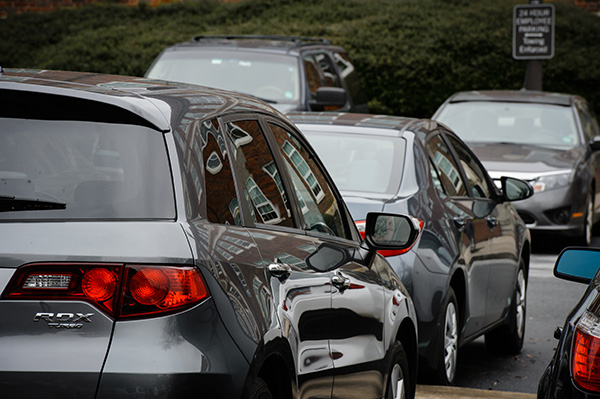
[416,385,536,399]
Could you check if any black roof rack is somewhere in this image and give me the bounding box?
[190,34,331,46]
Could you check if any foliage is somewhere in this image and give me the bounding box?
[1,0,599,118]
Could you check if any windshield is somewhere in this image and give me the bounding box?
[436,102,579,148]
[302,129,404,194]
[146,49,301,105]
[0,118,175,220]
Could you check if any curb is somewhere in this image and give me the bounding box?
[416,385,537,399]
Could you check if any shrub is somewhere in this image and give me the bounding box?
[1,0,598,117]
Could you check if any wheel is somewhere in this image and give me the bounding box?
[432,287,459,385]
[485,259,527,354]
[577,192,594,247]
[247,377,273,399]
[386,342,413,399]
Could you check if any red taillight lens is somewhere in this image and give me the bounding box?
[82,268,117,302]
[2,263,121,315]
[572,311,600,392]
[2,263,210,319]
[122,266,210,318]
[355,218,424,257]
[130,268,169,305]
[356,220,366,240]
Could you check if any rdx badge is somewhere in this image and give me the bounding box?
[33,312,94,329]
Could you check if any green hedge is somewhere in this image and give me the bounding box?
[1,0,599,118]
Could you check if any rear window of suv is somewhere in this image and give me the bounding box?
[0,118,175,220]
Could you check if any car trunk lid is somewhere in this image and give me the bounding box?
[0,221,192,398]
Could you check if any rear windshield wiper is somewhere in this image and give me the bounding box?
[0,195,66,212]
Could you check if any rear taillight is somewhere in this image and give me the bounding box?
[355,218,424,257]
[356,220,366,239]
[1,263,210,319]
[572,311,600,392]
[122,266,209,318]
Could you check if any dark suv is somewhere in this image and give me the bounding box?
[145,35,369,113]
[0,69,418,399]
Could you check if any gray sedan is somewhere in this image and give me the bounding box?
[434,90,600,246]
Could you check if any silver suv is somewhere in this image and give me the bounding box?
[145,35,369,114]
[0,68,416,399]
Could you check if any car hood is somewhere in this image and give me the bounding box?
[468,142,582,175]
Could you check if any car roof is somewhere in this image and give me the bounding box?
[445,90,576,107]
[288,112,440,136]
[162,35,345,56]
[0,68,281,131]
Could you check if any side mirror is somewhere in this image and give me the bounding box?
[590,136,600,152]
[501,176,534,202]
[310,87,347,111]
[364,212,420,252]
[554,247,600,284]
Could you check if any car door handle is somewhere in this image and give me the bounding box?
[487,217,497,228]
[453,217,466,230]
[268,259,291,281]
[331,272,351,292]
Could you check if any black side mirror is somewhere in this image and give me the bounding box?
[590,136,600,152]
[309,87,346,111]
[364,212,420,252]
[554,247,600,284]
[501,176,534,202]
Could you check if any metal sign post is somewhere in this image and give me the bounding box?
[513,1,555,90]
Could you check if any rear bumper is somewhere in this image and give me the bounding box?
[97,299,250,399]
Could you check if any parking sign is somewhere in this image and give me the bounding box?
[513,3,555,60]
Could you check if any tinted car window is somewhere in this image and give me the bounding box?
[224,120,294,228]
[445,134,494,199]
[314,52,342,88]
[303,54,326,101]
[200,119,241,225]
[426,134,468,198]
[269,123,350,239]
[332,51,369,108]
[0,118,175,220]
[576,101,600,142]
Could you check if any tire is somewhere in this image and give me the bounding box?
[432,287,459,386]
[386,342,413,399]
[247,377,273,399]
[578,192,594,247]
[485,259,527,354]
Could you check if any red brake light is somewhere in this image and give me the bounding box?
[356,220,366,240]
[130,268,169,305]
[82,268,117,302]
[573,311,600,392]
[2,263,210,319]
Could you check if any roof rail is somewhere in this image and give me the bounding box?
[190,34,331,46]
